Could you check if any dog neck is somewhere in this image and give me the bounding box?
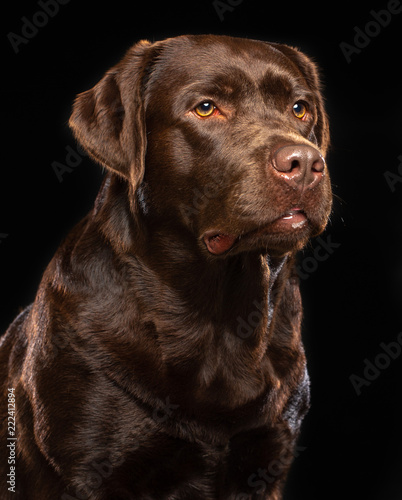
[96,175,290,327]
[89,174,296,410]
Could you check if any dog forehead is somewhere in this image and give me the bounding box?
[146,35,300,97]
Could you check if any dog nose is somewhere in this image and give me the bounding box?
[271,145,325,190]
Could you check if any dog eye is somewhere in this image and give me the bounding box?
[292,102,308,120]
[194,101,216,118]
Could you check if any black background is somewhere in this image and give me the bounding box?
[2,1,401,498]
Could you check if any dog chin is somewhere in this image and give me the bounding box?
[234,227,312,257]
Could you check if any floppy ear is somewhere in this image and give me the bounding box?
[69,40,153,187]
[271,44,330,155]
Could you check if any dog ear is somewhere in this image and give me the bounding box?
[69,40,153,187]
[271,44,330,154]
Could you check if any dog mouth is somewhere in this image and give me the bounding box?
[202,208,308,255]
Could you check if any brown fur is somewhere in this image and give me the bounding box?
[0,35,332,499]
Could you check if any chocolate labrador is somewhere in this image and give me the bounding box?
[0,35,332,499]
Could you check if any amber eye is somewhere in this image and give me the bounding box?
[194,101,216,117]
[292,102,308,120]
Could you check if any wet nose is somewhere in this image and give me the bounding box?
[271,144,325,190]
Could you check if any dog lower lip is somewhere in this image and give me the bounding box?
[278,208,308,228]
[252,209,308,236]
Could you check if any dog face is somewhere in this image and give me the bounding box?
[70,35,332,257]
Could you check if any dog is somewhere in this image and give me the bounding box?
[0,34,332,499]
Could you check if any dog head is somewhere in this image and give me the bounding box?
[69,35,332,257]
